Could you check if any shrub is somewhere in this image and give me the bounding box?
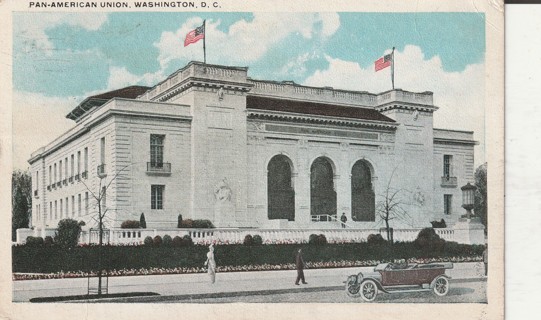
[243,234,254,246]
[414,228,445,252]
[367,234,386,245]
[26,236,44,247]
[430,219,447,228]
[44,236,54,247]
[173,236,183,247]
[153,235,163,246]
[317,234,327,245]
[140,213,147,229]
[308,234,327,245]
[177,214,183,228]
[182,235,194,247]
[55,219,82,248]
[179,219,193,228]
[162,235,173,246]
[179,219,215,229]
[252,234,263,246]
[192,219,215,229]
[144,236,153,246]
[121,220,140,229]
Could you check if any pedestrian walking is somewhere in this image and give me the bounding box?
[204,244,216,284]
[295,248,308,285]
[340,212,347,228]
[482,245,488,276]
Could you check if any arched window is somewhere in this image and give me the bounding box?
[267,155,295,221]
[310,157,337,221]
[351,160,375,221]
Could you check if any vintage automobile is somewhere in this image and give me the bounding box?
[345,261,453,301]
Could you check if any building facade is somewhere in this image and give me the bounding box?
[28,62,476,231]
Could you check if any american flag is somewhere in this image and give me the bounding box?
[184,23,205,47]
[374,53,392,72]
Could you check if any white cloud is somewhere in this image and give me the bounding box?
[16,13,108,55]
[304,45,486,165]
[106,66,164,90]
[12,91,79,170]
[154,13,340,70]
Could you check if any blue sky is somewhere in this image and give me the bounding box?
[12,12,486,168]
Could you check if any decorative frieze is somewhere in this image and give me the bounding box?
[266,124,379,140]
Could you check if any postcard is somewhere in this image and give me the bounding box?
[0,0,503,319]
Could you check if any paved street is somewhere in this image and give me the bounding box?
[157,279,486,303]
[13,262,487,303]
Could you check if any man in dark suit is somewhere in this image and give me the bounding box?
[295,248,308,285]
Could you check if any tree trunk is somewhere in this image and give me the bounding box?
[97,203,102,296]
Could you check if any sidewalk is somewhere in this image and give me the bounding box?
[13,262,487,302]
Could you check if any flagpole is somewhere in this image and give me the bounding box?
[203,20,207,64]
[391,47,395,90]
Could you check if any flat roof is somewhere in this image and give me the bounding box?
[246,96,395,123]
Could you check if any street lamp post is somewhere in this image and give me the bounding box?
[461,182,477,219]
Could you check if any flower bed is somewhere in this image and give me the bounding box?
[12,255,482,281]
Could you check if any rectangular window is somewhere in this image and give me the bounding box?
[150,134,165,167]
[58,161,62,181]
[77,151,81,174]
[49,165,52,185]
[151,185,164,210]
[100,137,106,164]
[71,154,74,177]
[59,199,63,218]
[54,200,57,219]
[65,197,69,217]
[65,157,68,178]
[444,194,453,215]
[85,192,89,215]
[72,195,75,216]
[78,194,81,216]
[443,155,453,178]
[35,171,39,190]
[49,202,52,221]
[84,147,88,173]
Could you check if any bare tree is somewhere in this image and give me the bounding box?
[79,164,131,296]
[376,168,413,242]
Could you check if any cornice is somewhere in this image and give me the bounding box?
[376,103,439,113]
[247,109,398,130]
[433,138,478,146]
[29,107,191,164]
[152,77,253,102]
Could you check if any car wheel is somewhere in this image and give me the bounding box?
[345,275,361,298]
[433,276,449,296]
[360,280,378,302]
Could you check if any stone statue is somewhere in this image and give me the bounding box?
[214,178,232,203]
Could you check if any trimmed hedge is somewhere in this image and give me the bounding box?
[12,241,484,274]
[178,219,215,229]
[121,220,140,229]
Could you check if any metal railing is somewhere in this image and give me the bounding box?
[146,162,171,174]
[311,214,339,222]
[441,176,457,187]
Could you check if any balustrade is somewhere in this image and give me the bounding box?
[74,226,462,245]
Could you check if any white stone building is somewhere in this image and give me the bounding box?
[28,61,476,233]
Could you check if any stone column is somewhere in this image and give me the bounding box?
[296,140,311,226]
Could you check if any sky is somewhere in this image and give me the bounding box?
[12,12,486,170]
